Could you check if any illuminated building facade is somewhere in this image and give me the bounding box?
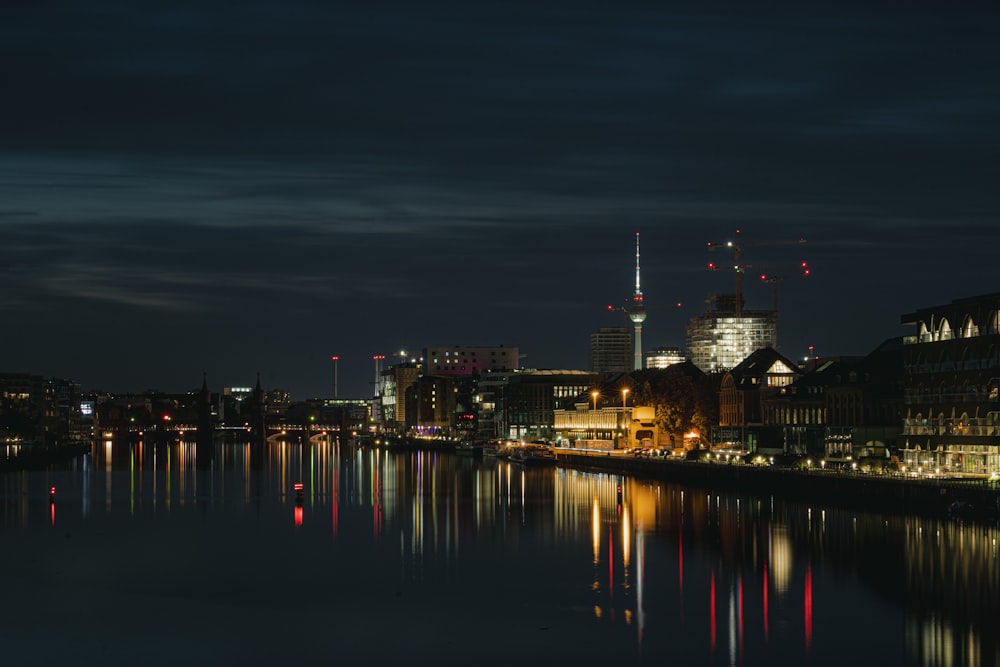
[645,346,686,369]
[590,327,631,375]
[899,293,1000,477]
[553,402,660,450]
[686,294,777,373]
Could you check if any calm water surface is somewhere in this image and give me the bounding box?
[1,439,997,666]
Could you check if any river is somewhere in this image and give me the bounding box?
[0,438,996,666]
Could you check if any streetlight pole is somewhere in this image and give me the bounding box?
[331,355,339,399]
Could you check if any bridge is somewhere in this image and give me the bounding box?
[263,424,342,443]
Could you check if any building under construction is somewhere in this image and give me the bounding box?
[685,294,777,373]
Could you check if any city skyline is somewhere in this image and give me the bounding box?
[2,1,997,398]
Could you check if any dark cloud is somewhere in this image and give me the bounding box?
[0,1,997,396]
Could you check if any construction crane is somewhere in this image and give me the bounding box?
[760,262,811,350]
[706,229,807,317]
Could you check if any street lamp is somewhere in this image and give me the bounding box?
[591,390,600,440]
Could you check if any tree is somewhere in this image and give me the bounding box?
[629,364,719,446]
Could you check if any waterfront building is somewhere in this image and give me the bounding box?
[717,347,799,452]
[378,361,421,430]
[553,396,658,451]
[0,373,83,446]
[899,293,1000,477]
[404,375,455,436]
[495,369,598,441]
[401,373,476,438]
[645,346,686,369]
[590,327,631,375]
[686,294,777,373]
[763,339,904,460]
[473,369,516,442]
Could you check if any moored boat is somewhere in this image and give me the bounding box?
[509,442,556,465]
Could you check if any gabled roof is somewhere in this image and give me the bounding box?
[725,347,801,388]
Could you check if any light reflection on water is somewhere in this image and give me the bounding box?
[0,438,997,666]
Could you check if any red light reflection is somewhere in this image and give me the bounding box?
[709,572,716,653]
[804,564,813,652]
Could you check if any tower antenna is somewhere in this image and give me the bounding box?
[629,232,647,371]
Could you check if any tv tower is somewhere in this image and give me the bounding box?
[629,232,646,370]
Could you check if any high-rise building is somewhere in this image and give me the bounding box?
[686,294,777,373]
[590,327,631,374]
[645,346,686,369]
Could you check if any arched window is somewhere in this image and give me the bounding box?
[988,311,1000,335]
[937,317,953,341]
[962,315,978,338]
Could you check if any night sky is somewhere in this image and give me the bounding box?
[2,1,997,399]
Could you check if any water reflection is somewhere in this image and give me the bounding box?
[1,439,998,666]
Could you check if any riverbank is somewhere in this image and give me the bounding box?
[553,449,1000,520]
